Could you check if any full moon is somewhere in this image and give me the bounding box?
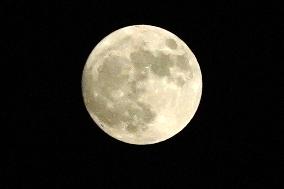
[82,25,202,145]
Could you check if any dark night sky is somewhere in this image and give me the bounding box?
[3,0,281,188]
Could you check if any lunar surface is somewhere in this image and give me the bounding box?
[82,25,202,145]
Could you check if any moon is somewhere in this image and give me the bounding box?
[82,25,202,145]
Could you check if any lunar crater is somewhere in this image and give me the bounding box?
[165,38,178,49]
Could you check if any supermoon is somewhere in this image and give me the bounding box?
[82,25,202,145]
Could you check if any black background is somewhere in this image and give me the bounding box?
[3,0,282,188]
